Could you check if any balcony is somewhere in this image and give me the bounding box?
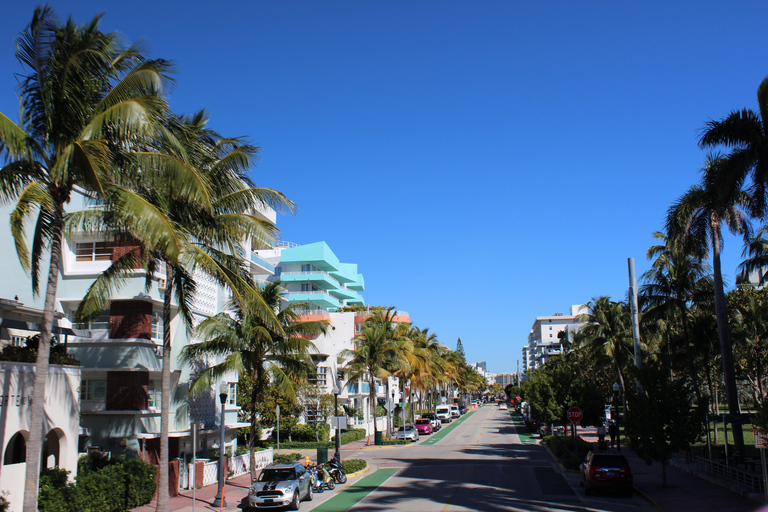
[286,290,341,310]
[280,270,338,290]
[249,253,275,274]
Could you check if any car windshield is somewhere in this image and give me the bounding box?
[416,419,429,424]
[259,468,296,481]
[591,455,629,467]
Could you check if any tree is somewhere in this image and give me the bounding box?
[624,361,705,487]
[640,230,712,402]
[181,281,324,478]
[342,307,408,438]
[666,154,754,457]
[699,76,768,216]
[574,297,635,401]
[75,110,294,509]
[0,9,174,510]
[727,287,768,409]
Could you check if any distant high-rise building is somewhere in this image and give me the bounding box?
[525,305,586,371]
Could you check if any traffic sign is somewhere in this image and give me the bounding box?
[567,407,583,425]
[756,428,767,449]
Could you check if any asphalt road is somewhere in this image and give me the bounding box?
[311,405,658,512]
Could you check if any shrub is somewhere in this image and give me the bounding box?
[273,453,304,464]
[341,459,366,474]
[39,455,156,512]
[339,429,366,445]
[543,435,592,469]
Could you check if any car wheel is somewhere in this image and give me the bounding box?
[305,484,313,501]
[290,491,300,510]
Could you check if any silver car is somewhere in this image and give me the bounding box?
[394,425,420,442]
[249,462,313,510]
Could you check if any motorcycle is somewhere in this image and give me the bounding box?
[327,456,347,484]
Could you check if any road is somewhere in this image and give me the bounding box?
[310,405,657,512]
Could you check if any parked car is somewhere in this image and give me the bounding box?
[498,402,508,410]
[579,451,633,496]
[249,462,313,510]
[538,424,550,437]
[414,418,433,435]
[450,404,460,418]
[421,412,442,431]
[435,405,452,423]
[552,425,567,435]
[394,425,420,442]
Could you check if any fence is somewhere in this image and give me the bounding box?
[187,448,275,490]
[672,453,765,497]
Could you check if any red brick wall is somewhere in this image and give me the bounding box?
[106,371,149,410]
[111,238,142,268]
[109,299,152,339]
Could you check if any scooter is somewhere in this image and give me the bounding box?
[309,464,335,492]
[327,455,347,484]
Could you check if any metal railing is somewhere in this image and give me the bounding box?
[678,455,765,495]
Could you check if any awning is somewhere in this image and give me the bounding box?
[0,318,76,336]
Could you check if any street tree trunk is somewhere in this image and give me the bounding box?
[711,229,745,457]
[157,263,174,512]
[22,203,64,512]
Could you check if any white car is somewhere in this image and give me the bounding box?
[498,402,508,410]
[249,462,313,509]
[394,425,420,442]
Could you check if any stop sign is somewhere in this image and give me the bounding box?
[567,407,583,425]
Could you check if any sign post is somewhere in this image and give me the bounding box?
[567,407,583,458]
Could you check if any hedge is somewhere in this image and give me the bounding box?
[543,435,592,470]
[341,459,366,474]
[38,455,156,512]
[266,428,366,449]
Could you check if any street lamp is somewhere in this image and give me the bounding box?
[212,381,228,508]
[612,382,621,453]
[333,380,341,461]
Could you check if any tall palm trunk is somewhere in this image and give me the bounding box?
[250,358,265,480]
[679,301,703,404]
[23,202,64,512]
[711,229,745,456]
[157,263,174,512]
[369,370,378,435]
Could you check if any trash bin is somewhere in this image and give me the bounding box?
[374,431,383,445]
[317,445,328,464]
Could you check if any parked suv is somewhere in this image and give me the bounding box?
[435,405,452,423]
[249,462,313,509]
[579,451,633,496]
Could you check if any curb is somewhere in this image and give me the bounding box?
[344,464,371,479]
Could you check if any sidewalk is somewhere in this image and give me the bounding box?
[130,437,374,512]
[577,427,761,512]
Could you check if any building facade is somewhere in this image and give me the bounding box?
[524,305,585,372]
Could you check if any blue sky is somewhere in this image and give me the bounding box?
[2,1,768,373]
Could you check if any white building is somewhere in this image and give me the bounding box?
[525,305,586,372]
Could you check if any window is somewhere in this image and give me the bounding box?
[10,336,25,347]
[301,264,312,272]
[313,367,328,387]
[228,382,237,406]
[151,312,163,342]
[75,242,113,262]
[147,381,158,408]
[80,380,106,400]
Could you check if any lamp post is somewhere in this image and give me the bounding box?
[212,382,228,508]
[333,380,341,461]
[612,382,621,453]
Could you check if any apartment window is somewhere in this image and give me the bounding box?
[313,367,328,387]
[80,380,106,401]
[228,382,237,406]
[275,266,282,276]
[301,264,312,272]
[151,312,163,342]
[10,336,25,347]
[549,334,553,338]
[75,241,113,262]
[147,381,158,408]
[549,326,552,330]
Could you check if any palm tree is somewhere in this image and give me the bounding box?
[666,154,754,457]
[737,225,768,286]
[699,76,768,216]
[75,111,294,510]
[640,230,713,401]
[0,9,173,511]
[342,307,408,438]
[181,281,325,478]
[575,296,634,400]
